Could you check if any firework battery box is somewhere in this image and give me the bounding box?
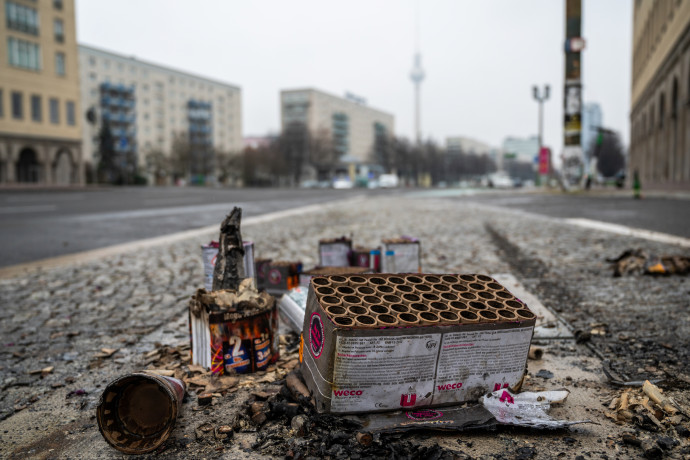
[300,273,536,414]
[380,237,421,273]
[319,237,352,267]
[262,260,302,294]
[189,285,279,375]
[351,247,378,269]
[255,258,272,290]
[299,266,370,287]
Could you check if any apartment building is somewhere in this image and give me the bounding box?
[0,0,82,185]
[280,88,394,164]
[79,45,242,183]
[629,0,690,189]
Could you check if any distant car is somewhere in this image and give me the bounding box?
[378,174,399,188]
[487,173,513,188]
[332,177,353,189]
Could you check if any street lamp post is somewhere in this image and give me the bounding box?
[532,84,550,186]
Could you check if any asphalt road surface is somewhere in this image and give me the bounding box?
[1,187,688,267]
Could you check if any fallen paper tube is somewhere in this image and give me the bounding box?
[528,346,544,360]
[97,372,185,454]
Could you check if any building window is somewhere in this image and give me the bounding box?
[55,52,65,76]
[5,2,39,35]
[53,0,63,10]
[89,72,96,81]
[50,98,59,124]
[31,94,41,121]
[89,56,96,66]
[11,91,23,119]
[54,18,64,42]
[66,101,75,125]
[7,37,41,71]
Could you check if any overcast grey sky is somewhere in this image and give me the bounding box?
[76,0,632,155]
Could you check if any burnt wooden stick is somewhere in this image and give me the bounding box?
[212,207,246,291]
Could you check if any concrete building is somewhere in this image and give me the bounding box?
[0,0,83,185]
[502,136,539,164]
[79,45,242,183]
[446,136,492,156]
[280,88,394,164]
[582,103,603,154]
[629,1,690,189]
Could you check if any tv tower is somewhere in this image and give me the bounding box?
[409,1,425,145]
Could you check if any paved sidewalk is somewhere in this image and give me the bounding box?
[0,196,688,459]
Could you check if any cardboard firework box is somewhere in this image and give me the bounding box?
[255,258,272,291]
[262,260,302,294]
[381,237,422,273]
[319,237,352,267]
[300,273,536,414]
[189,286,279,375]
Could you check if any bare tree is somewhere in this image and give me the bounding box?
[170,131,192,182]
[216,150,244,186]
[144,149,170,186]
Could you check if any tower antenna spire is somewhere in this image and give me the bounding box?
[409,0,425,145]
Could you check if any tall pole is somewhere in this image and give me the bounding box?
[563,0,584,186]
[410,1,424,146]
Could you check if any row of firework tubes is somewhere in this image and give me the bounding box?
[311,273,537,328]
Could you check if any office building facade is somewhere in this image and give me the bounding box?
[0,0,83,185]
[581,103,603,154]
[79,45,242,183]
[280,88,394,164]
[629,1,690,189]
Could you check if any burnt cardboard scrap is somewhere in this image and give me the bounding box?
[347,405,496,433]
[300,273,536,414]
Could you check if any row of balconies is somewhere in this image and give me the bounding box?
[101,96,136,109]
[102,111,136,124]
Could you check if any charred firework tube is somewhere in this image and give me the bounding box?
[356,285,376,296]
[468,282,486,292]
[380,294,402,307]
[450,283,469,294]
[440,275,459,285]
[397,312,420,326]
[389,303,409,314]
[347,305,368,316]
[354,315,377,327]
[449,300,469,311]
[439,310,459,323]
[494,290,515,301]
[400,292,422,306]
[497,308,517,320]
[394,284,415,296]
[320,295,342,308]
[97,372,185,454]
[386,276,406,287]
[418,311,440,325]
[505,299,525,310]
[515,309,536,320]
[367,276,387,288]
[328,275,349,287]
[348,276,368,288]
[528,346,544,360]
[362,295,383,308]
[458,274,477,284]
[469,301,488,311]
[432,283,451,293]
[336,285,356,296]
[312,277,331,289]
[414,284,433,295]
[440,292,459,302]
[422,275,442,285]
[486,282,504,291]
[325,305,348,317]
[477,291,496,301]
[475,274,494,283]
[342,295,363,309]
[375,285,396,296]
[409,302,429,313]
[478,310,498,322]
[458,309,480,324]
[404,275,424,286]
[314,286,335,297]
[487,300,504,310]
[376,314,398,327]
[368,304,390,316]
[333,316,354,327]
[429,301,449,312]
[459,292,478,302]
[421,292,440,303]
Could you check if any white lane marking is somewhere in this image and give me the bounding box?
[0,205,57,214]
[565,218,690,248]
[0,196,366,278]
